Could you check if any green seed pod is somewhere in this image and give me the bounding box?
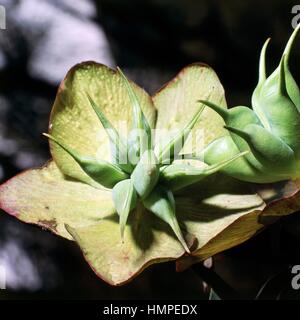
[131,150,159,199]
[253,24,300,114]
[252,55,300,152]
[200,98,296,180]
[224,124,295,171]
[44,134,128,188]
[200,25,300,183]
[200,101,297,182]
[201,135,266,182]
[160,151,247,191]
[112,179,137,240]
[143,185,190,253]
[251,24,300,155]
[199,100,263,169]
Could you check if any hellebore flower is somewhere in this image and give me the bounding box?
[42,65,248,252]
[200,24,300,183]
[1,63,300,285]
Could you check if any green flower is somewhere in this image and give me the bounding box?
[43,66,247,251]
[1,62,300,285]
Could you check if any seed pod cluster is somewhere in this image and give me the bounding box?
[201,24,300,183]
[45,68,245,252]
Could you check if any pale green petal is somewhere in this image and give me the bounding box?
[0,161,115,239]
[1,160,300,286]
[175,174,300,262]
[65,205,190,285]
[49,62,156,187]
[153,64,227,155]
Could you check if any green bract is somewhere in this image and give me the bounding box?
[44,68,246,251]
[201,24,300,183]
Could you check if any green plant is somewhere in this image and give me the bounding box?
[1,28,300,286]
[43,67,245,251]
[201,24,300,183]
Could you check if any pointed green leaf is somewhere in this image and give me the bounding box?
[112,179,137,239]
[198,99,229,121]
[252,37,272,128]
[258,38,271,86]
[117,67,152,155]
[44,133,128,188]
[282,23,300,109]
[143,186,190,253]
[86,94,133,173]
[283,22,300,61]
[199,100,262,132]
[278,54,288,96]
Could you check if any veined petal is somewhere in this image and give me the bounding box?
[87,94,133,173]
[49,62,156,187]
[153,64,227,155]
[174,173,265,258]
[65,205,188,285]
[175,175,300,265]
[156,104,204,164]
[0,160,188,286]
[0,161,115,239]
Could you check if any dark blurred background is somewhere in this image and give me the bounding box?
[1,0,300,299]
